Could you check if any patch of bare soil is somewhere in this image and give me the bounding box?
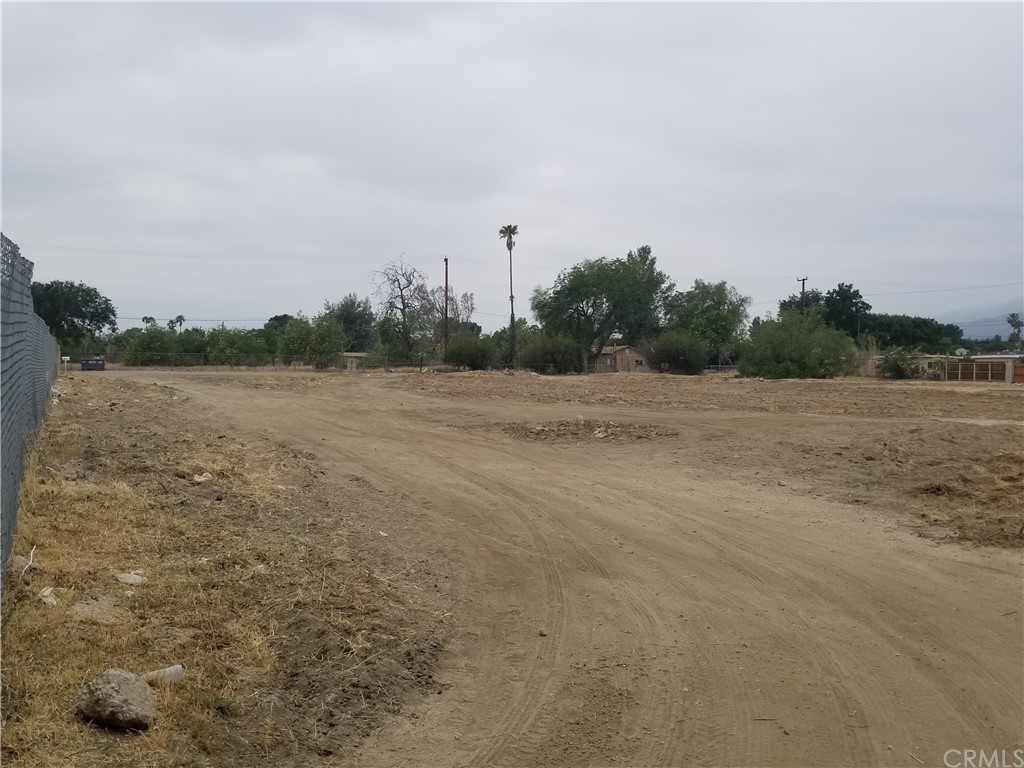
[403,371,1024,546]
[1,375,449,768]
[480,419,677,443]
[104,366,345,393]
[401,370,1024,421]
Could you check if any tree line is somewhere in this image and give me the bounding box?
[28,249,1023,378]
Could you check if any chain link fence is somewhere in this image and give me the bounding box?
[2,234,59,572]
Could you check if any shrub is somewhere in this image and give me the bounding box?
[517,335,584,374]
[650,331,708,374]
[206,327,269,365]
[308,314,347,369]
[279,316,313,364]
[739,309,862,379]
[877,349,925,379]
[444,335,494,370]
[123,327,175,366]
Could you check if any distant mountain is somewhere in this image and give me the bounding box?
[938,298,1024,340]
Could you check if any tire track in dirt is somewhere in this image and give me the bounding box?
[422,457,669,768]
[462,493,571,768]
[264,397,691,767]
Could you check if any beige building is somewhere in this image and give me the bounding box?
[595,345,649,373]
[868,353,1022,383]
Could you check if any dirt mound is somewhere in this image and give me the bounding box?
[494,419,677,442]
[773,421,1024,545]
[911,447,1024,544]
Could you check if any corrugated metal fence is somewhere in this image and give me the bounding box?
[1,233,59,573]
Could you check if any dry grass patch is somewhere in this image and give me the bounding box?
[480,419,677,443]
[400,370,1024,421]
[2,375,447,767]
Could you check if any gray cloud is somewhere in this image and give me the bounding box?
[3,2,1021,329]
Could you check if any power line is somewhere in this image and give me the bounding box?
[24,243,1022,291]
[867,282,1023,297]
[20,243,553,270]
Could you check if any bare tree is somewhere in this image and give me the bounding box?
[424,286,476,332]
[373,260,430,359]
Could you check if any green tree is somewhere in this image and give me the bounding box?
[650,331,708,375]
[1007,313,1022,349]
[111,326,143,349]
[324,294,376,352]
[264,314,294,333]
[486,318,537,362]
[531,246,673,367]
[308,314,347,369]
[123,326,175,366]
[665,279,750,363]
[778,289,824,313]
[141,316,156,326]
[30,280,118,347]
[205,326,268,365]
[279,316,313,363]
[863,313,963,353]
[616,245,676,343]
[823,283,871,338]
[175,327,208,355]
[517,334,585,374]
[444,334,494,370]
[739,309,862,379]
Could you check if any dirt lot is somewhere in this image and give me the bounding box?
[3,369,1023,767]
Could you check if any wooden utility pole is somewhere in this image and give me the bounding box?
[798,276,808,307]
[443,256,449,356]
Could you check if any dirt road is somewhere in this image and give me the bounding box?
[113,370,1023,767]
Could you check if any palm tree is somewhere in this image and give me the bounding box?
[498,224,518,365]
[174,315,186,332]
[141,316,155,326]
[1008,312,1022,349]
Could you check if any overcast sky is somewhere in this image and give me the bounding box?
[2,2,1021,333]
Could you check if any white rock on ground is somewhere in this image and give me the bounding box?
[143,664,185,686]
[75,669,157,730]
[116,571,147,586]
[37,587,72,606]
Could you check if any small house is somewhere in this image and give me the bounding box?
[595,345,648,373]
